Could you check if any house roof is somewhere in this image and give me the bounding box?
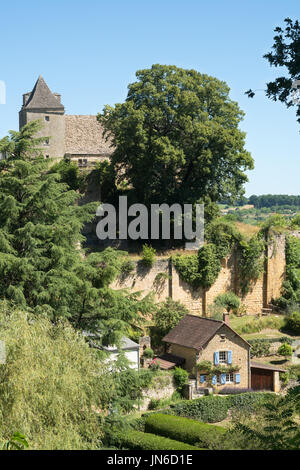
[156,353,185,370]
[162,314,250,351]
[82,331,139,351]
[251,361,287,372]
[102,336,139,352]
[23,76,64,110]
[65,115,114,156]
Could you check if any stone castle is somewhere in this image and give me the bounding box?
[19,76,113,166]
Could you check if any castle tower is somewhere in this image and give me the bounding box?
[19,76,65,159]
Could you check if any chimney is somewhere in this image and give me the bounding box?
[223,312,230,325]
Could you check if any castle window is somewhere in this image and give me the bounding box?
[45,116,50,121]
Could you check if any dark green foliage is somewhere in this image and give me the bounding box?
[172,253,202,287]
[111,367,154,413]
[284,311,300,334]
[49,159,85,191]
[170,393,274,423]
[173,367,189,394]
[154,298,188,339]
[248,339,271,358]
[232,386,300,449]
[144,413,226,448]
[143,348,154,359]
[0,122,154,343]
[99,64,253,208]
[173,218,263,291]
[111,429,201,450]
[171,395,229,423]
[226,392,274,413]
[238,236,265,294]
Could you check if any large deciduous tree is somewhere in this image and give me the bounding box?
[98,64,253,206]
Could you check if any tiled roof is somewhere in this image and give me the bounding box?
[65,115,114,156]
[162,314,224,350]
[156,353,185,370]
[163,314,249,350]
[251,361,287,372]
[24,76,64,110]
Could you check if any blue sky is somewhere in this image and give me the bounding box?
[0,0,299,196]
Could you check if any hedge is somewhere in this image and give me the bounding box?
[145,413,226,448]
[112,429,202,450]
[169,392,274,422]
[170,395,229,423]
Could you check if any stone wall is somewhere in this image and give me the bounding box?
[111,234,286,316]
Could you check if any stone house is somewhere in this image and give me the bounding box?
[19,76,113,165]
[162,313,285,392]
[162,313,251,391]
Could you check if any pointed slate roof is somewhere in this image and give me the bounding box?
[24,76,64,110]
[162,314,250,350]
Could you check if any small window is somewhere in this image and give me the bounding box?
[45,155,49,159]
[45,116,50,121]
[226,373,234,383]
[219,351,227,364]
[44,138,49,146]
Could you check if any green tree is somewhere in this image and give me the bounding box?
[0,121,153,343]
[246,18,300,124]
[98,64,253,207]
[231,387,300,450]
[0,307,114,449]
[277,342,293,359]
[154,298,189,338]
[214,292,240,313]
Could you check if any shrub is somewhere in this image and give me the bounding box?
[153,298,188,339]
[141,244,156,267]
[149,359,161,371]
[218,387,253,395]
[173,367,189,393]
[214,292,240,313]
[143,348,154,359]
[284,311,300,334]
[171,395,229,423]
[249,339,271,358]
[111,429,201,450]
[226,392,274,413]
[277,343,293,358]
[148,398,161,410]
[145,413,226,449]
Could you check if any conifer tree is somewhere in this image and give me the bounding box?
[0,121,151,344]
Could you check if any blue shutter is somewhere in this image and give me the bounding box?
[214,351,219,366]
[227,351,232,364]
[221,373,226,385]
[200,375,205,384]
[212,375,217,385]
[235,373,240,384]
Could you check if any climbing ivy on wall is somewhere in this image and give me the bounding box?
[173,219,265,293]
[276,235,300,308]
[238,236,265,295]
